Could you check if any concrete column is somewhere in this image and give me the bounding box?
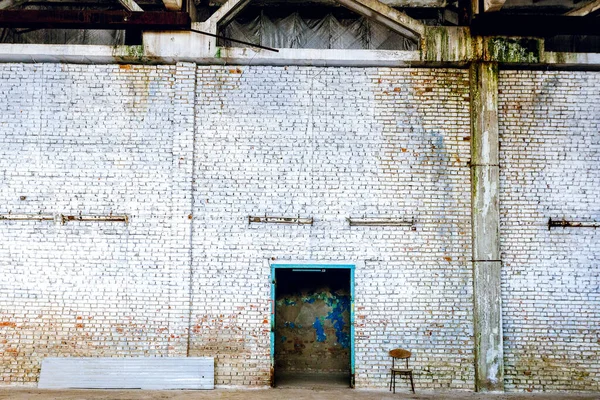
[469,62,504,392]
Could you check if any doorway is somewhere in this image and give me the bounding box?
[270,263,355,388]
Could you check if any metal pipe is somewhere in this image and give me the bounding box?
[347,217,414,227]
[248,215,313,225]
[0,213,54,221]
[0,213,129,224]
[548,217,599,230]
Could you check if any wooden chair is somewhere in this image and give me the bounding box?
[389,348,415,393]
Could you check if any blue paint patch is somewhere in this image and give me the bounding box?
[285,321,296,329]
[280,335,287,343]
[313,317,326,342]
[325,295,351,349]
[303,297,316,304]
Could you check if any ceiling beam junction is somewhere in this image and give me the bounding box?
[483,0,506,12]
[0,0,27,10]
[206,0,251,29]
[118,0,143,12]
[333,0,425,43]
[162,0,182,10]
[565,0,600,16]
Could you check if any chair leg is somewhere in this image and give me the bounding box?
[409,372,415,393]
[393,372,396,394]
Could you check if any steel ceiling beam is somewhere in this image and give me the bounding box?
[0,0,27,10]
[471,15,600,36]
[333,0,425,43]
[0,10,191,30]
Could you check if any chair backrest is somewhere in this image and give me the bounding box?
[389,348,411,369]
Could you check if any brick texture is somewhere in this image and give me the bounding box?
[499,70,600,391]
[191,66,473,388]
[0,63,196,384]
[0,62,521,391]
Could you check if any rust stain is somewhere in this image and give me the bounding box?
[401,148,407,152]
[0,322,16,328]
[229,68,242,74]
[4,348,18,357]
[443,256,452,262]
[393,87,401,92]
[75,323,84,328]
[119,64,132,70]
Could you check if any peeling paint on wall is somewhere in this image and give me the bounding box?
[275,289,351,373]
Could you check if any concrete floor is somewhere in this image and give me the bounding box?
[1,388,599,400]
[275,371,351,388]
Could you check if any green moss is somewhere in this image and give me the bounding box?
[486,37,540,63]
[215,47,222,58]
[544,51,578,65]
[124,45,144,58]
[112,45,145,61]
[424,27,448,61]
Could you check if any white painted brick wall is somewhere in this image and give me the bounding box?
[499,70,600,392]
[191,66,474,388]
[12,63,598,391]
[0,63,195,384]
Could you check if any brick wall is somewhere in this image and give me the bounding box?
[0,63,196,384]
[499,70,600,391]
[191,66,473,388]
[0,63,482,390]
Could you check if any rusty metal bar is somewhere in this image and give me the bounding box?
[61,214,129,224]
[0,213,54,221]
[0,213,128,224]
[548,217,599,230]
[347,217,414,227]
[248,215,313,225]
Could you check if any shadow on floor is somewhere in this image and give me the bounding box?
[274,372,351,389]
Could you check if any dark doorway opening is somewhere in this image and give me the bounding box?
[273,267,352,388]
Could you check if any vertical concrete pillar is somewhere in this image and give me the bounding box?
[469,62,504,392]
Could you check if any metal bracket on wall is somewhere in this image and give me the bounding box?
[248,215,313,225]
[347,217,415,229]
[548,217,599,230]
[0,213,54,222]
[60,214,129,224]
[0,213,129,224]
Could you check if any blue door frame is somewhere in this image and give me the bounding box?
[270,263,355,388]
